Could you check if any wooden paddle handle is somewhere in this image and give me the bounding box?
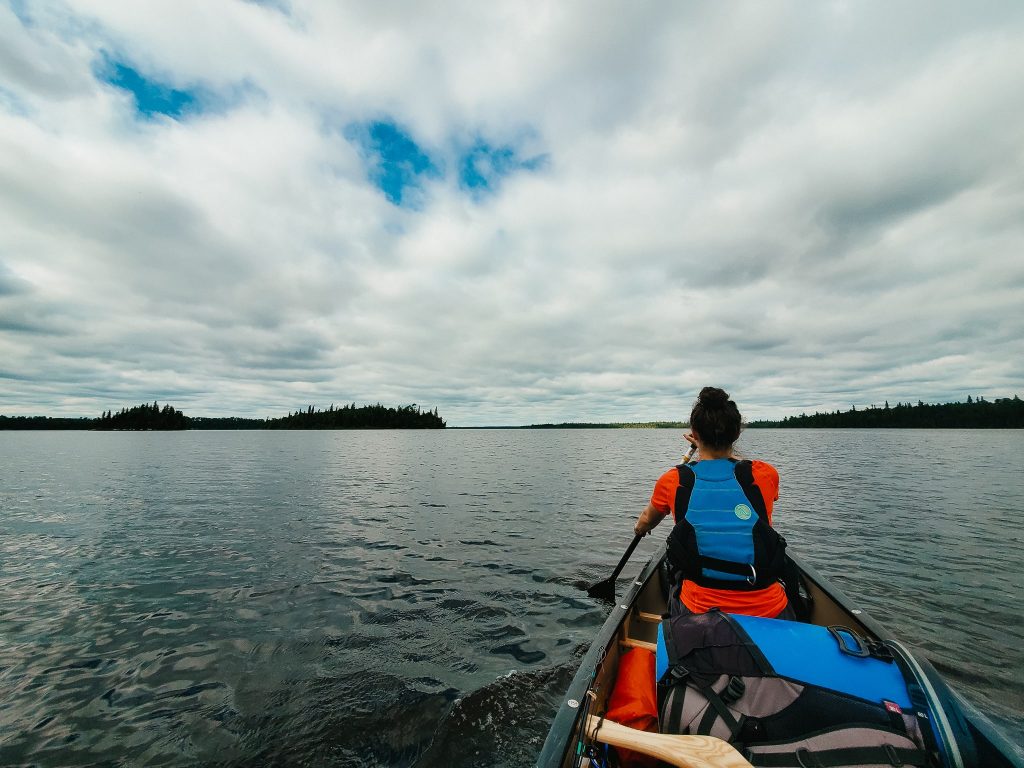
[585,715,753,768]
[681,442,698,464]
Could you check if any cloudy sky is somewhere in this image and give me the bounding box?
[1,1,1022,426]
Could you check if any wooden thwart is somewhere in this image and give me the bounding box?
[618,638,657,653]
[585,715,753,768]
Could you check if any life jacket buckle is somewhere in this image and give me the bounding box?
[884,744,903,766]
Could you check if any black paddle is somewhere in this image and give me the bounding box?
[587,442,698,602]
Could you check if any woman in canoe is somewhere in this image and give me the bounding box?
[632,386,792,619]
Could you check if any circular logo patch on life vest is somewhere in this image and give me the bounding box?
[734,504,752,520]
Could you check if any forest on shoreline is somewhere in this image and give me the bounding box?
[0,402,446,430]
[514,396,1023,429]
[747,395,1023,429]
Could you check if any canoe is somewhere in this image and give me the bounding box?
[536,543,1023,768]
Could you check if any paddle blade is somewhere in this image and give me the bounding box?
[587,533,642,602]
[586,576,616,602]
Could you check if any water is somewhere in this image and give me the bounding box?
[0,428,1021,765]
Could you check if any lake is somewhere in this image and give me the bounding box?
[0,428,1021,766]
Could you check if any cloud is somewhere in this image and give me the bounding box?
[0,1,1022,425]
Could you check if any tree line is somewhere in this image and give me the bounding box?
[525,421,688,429]
[0,402,446,430]
[748,395,1023,429]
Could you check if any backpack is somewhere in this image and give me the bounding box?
[656,610,936,767]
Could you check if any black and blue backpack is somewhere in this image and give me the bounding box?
[656,610,940,767]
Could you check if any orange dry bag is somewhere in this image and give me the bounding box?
[603,647,658,768]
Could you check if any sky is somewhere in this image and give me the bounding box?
[1,1,1022,426]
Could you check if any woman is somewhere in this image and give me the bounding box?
[633,387,792,619]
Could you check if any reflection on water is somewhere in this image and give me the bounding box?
[0,428,1021,765]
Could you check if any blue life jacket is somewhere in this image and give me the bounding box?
[666,459,786,590]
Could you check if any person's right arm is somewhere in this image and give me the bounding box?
[634,468,678,536]
[634,503,668,537]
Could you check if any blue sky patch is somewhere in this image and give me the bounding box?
[345,120,547,207]
[459,141,547,197]
[346,120,441,207]
[97,56,200,119]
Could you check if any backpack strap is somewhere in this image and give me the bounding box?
[660,617,682,667]
[694,675,747,741]
[657,618,690,732]
[658,669,689,735]
[746,743,928,767]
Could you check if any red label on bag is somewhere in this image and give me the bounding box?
[884,700,903,714]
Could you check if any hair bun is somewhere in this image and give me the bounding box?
[698,386,730,408]
[690,386,742,450]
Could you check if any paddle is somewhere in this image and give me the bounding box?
[587,442,698,602]
[586,533,642,601]
[585,715,753,768]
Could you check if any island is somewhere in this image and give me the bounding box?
[0,402,446,430]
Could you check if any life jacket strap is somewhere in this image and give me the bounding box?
[691,555,779,590]
[698,555,757,577]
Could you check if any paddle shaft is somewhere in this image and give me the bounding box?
[585,715,753,768]
[605,533,642,586]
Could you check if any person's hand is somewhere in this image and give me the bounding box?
[634,522,649,537]
[683,432,696,447]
